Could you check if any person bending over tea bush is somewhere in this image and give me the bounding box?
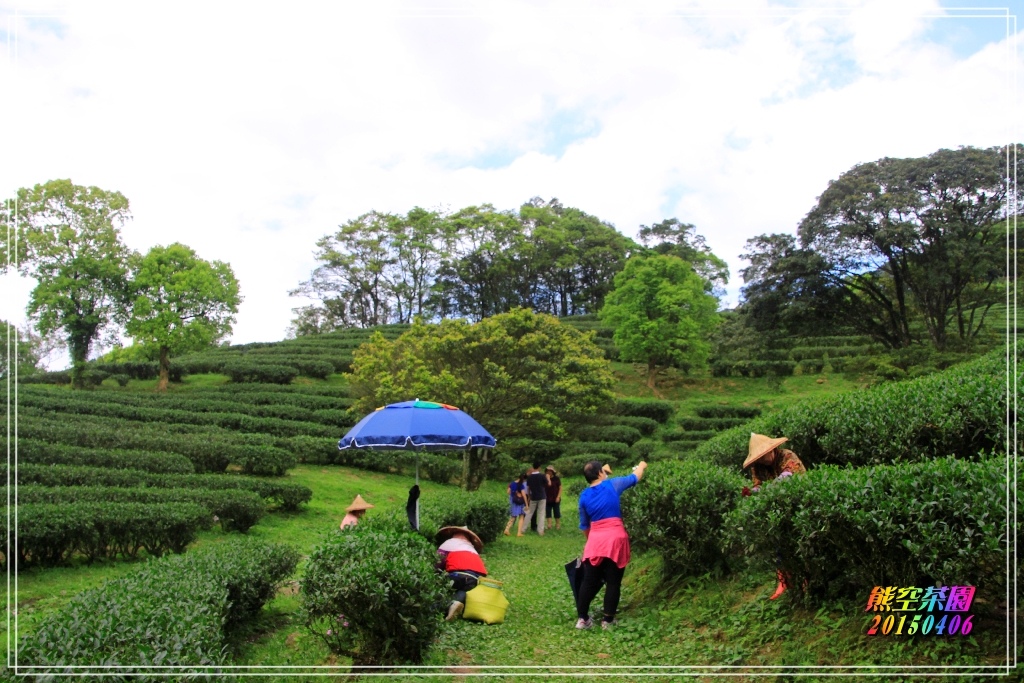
[742,432,806,600]
[436,525,488,621]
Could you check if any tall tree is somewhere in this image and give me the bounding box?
[1,180,133,388]
[799,145,1020,350]
[599,254,720,390]
[521,198,636,317]
[126,243,241,391]
[0,319,49,379]
[638,218,729,295]
[739,233,847,337]
[347,309,615,489]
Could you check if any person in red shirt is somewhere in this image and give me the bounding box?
[436,526,488,621]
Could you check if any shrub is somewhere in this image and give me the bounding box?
[574,424,643,446]
[235,444,296,476]
[612,398,675,423]
[17,486,266,534]
[561,440,630,460]
[622,460,746,578]
[8,464,312,511]
[723,456,1013,604]
[419,452,464,484]
[9,502,213,567]
[223,361,298,384]
[289,435,341,464]
[420,491,508,544]
[695,346,1011,470]
[694,405,762,420]
[551,453,609,480]
[18,537,299,676]
[302,528,448,666]
[602,415,660,436]
[16,439,195,474]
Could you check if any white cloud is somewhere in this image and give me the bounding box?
[2,0,1019,365]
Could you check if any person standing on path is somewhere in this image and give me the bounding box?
[504,473,528,536]
[575,459,647,630]
[520,460,548,536]
[544,466,562,531]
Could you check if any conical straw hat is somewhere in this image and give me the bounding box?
[345,494,375,512]
[436,525,484,553]
[743,433,788,469]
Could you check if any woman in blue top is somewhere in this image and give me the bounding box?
[503,473,528,536]
[575,459,648,630]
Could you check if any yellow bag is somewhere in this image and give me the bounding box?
[462,577,510,625]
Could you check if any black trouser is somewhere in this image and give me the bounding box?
[575,559,626,622]
[448,571,482,604]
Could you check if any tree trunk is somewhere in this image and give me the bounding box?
[157,345,170,392]
[462,447,490,491]
[646,361,658,389]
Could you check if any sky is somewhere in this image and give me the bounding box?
[1,0,1020,369]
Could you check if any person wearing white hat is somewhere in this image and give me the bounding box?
[436,526,488,621]
[742,433,805,599]
[340,494,374,530]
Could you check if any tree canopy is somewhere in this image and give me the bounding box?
[125,243,241,391]
[1,180,134,387]
[346,309,615,489]
[599,254,721,389]
[291,198,640,331]
[794,145,1019,350]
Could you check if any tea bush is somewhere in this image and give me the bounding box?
[8,502,212,567]
[561,440,630,460]
[613,398,675,423]
[16,439,195,474]
[222,361,299,384]
[723,456,1014,604]
[17,485,266,533]
[420,491,508,543]
[18,537,299,677]
[622,460,746,578]
[302,528,448,666]
[601,414,660,436]
[694,405,762,420]
[7,464,312,510]
[574,424,643,446]
[695,346,1011,470]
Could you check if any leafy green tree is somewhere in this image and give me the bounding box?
[520,197,637,316]
[638,218,729,294]
[799,145,1020,350]
[599,254,720,390]
[347,308,615,489]
[1,180,133,388]
[125,243,241,391]
[291,208,449,331]
[0,319,49,379]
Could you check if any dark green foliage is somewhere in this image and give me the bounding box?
[561,440,630,460]
[574,424,643,446]
[17,485,266,533]
[17,439,195,474]
[723,456,1013,603]
[550,453,603,479]
[18,537,299,676]
[223,361,299,384]
[419,491,509,543]
[694,405,762,419]
[8,502,212,567]
[419,452,464,484]
[612,398,675,423]
[711,359,797,377]
[8,464,312,510]
[623,460,746,578]
[235,444,296,476]
[600,414,660,436]
[288,435,341,464]
[302,528,447,666]
[696,346,1011,470]
[18,369,72,385]
[676,417,749,431]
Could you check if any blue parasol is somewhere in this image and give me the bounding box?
[338,399,496,529]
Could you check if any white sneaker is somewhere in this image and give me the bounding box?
[601,619,617,630]
[446,601,464,621]
[575,617,593,630]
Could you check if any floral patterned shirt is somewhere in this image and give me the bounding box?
[750,448,805,488]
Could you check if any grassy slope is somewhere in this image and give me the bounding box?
[7,362,1015,681]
